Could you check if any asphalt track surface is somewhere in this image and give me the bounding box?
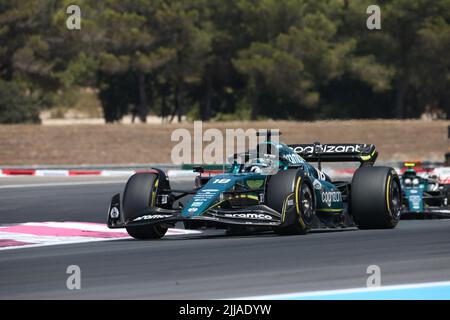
[1,176,450,299]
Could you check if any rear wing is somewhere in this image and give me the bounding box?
[288,143,377,166]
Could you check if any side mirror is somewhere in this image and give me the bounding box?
[192,166,204,173]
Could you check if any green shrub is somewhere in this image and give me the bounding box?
[0,80,40,124]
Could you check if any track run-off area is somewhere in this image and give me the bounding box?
[1,176,450,299]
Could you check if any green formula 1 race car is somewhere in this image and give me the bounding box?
[107,132,402,239]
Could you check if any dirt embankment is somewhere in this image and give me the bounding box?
[0,120,448,166]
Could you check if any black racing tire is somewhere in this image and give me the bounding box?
[123,173,168,239]
[351,166,401,229]
[267,170,315,235]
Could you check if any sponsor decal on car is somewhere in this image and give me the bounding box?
[190,188,221,207]
[282,153,303,164]
[133,214,172,221]
[223,213,273,220]
[293,144,363,154]
[409,195,421,210]
[191,201,203,207]
[321,191,342,207]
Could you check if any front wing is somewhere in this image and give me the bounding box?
[107,193,283,229]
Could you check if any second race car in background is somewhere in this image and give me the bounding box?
[400,162,450,219]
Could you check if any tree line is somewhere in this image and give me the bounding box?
[0,0,449,124]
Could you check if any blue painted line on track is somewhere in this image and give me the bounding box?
[286,285,450,300]
[236,281,450,300]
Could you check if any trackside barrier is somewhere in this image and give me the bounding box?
[0,164,402,179]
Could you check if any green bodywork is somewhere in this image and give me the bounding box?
[182,141,343,217]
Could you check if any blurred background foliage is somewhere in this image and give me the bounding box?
[0,0,449,123]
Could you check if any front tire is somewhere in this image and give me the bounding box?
[268,171,315,235]
[351,166,401,229]
[125,224,168,240]
[123,173,168,239]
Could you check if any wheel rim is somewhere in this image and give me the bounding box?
[390,179,401,220]
[301,184,314,224]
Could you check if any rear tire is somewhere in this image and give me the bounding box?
[351,166,401,229]
[123,173,168,239]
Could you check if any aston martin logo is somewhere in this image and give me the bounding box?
[109,207,120,219]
